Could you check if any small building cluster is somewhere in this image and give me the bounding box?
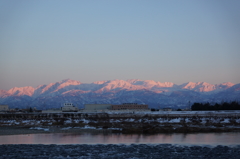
[1,103,177,113]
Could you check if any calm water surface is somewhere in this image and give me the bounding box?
[1,133,240,146]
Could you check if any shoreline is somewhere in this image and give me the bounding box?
[0,126,112,136]
[1,126,240,136]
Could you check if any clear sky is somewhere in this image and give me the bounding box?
[0,0,240,90]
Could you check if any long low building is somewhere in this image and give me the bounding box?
[112,103,148,110]
[0,105,8,111]
[84,103,148,110]
[84,104,112,110]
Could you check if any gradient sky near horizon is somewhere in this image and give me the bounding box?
[0,0,240,90]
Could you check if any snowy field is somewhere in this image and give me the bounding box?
[41,110,240,115]
[1,110,240,134]
[1,144,240,159]
[104,110,240,115]
[1,116,240,127]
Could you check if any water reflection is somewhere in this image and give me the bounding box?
[1,133,240,145]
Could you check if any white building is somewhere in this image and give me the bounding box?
[61,103,78,112]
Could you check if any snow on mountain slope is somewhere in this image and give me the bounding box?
[0,79,238,109]
[7,86,35,96]
[93,80,108,85]
[179,82,234,92]
[62,90,90,95]
[211,83,240,102]
[127,79,175,88]
[31,79,82,97]
[220,83,240,92]
[129,80,157,87]
[184,82,216,92]
[158,82,175,87]
[0,90,9,98]
[216,82,234,89]
[99,79,144,91]
[1,79,237,97]
[54,79,81,91]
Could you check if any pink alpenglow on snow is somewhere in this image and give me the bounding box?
[1,79,237,96]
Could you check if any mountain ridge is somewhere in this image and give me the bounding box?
[0,79,239,109]
[1,79,236,95]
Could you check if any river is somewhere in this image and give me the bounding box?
[1,132,240,146]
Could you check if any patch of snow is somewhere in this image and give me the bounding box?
[22,120,31,123]
[168,118,181,123]
[81,119,89,124]
[30,127,49,131]
[65,119,72,124]
[222,119,230,123]
[110,119,122,123]
[61,127,72,130]
[82,125,96,129]
[126,118,135,122]
[108,128,122,131]
[236,119,240,123]
[185,118,191,123]
[201,119,207,124]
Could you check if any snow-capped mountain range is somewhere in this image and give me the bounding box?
[0,79,239,109]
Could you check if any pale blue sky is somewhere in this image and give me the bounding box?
[0,0,240,90]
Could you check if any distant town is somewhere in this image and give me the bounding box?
[1,101,240,114]
[1,101,240,134]
[0,103,181,113]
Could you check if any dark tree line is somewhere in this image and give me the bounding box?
[191,101,240,110]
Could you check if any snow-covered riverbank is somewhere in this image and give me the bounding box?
[1,112,240,134]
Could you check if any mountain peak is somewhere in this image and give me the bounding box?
[60,79,81,85]
[220,82,234,87]
[126,79,141,84]
[180,82,216,92]
[93,80,108,85]
[7,86,35,96]
[54,79,81,91]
